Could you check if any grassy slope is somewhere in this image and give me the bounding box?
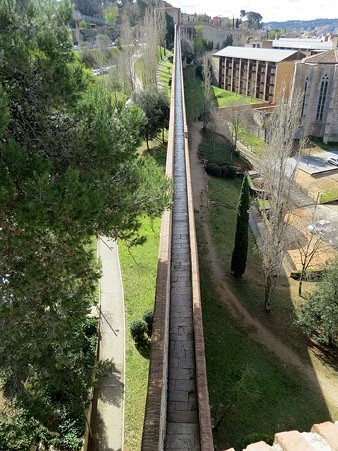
[199,145,333,451]
[185,67,336,450]
[119,217,161,450]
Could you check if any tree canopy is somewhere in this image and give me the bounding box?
[244,11,263,29]
[0,0,170,446]
[231,175,250,277]
[133,88,170,149]
[296,259,338,347]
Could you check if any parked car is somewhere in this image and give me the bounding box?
[308,219,336,235]
[92,67,108,76]
[327,156,338,166]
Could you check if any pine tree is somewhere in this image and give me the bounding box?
[231,175,250,277]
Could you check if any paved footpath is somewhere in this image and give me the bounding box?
[89,237,125,451]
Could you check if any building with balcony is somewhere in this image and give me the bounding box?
[213,46,305,103]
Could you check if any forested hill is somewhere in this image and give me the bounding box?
[264,18,338,31]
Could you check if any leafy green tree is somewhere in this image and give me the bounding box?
[231,175,250,277]
[201,55,214,131]
[193,24,205,56]
[0,0,171,446]
[245,11,263,29]
[74,0,102,16]
[133,88,170,149]
[222,35,233,48]
[296,260,338,347]
[103,4,118,25]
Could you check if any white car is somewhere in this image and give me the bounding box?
[327,156,338,166]
[308,219,336,235]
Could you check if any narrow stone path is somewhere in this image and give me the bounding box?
[165,36,200,450]
[88,237,125,451]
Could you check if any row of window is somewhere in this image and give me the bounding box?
[221,58,332,119]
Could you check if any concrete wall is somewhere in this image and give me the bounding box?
[181,23,253,49]
[274,61,296,102]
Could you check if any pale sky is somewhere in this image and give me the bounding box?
[172,0,337,23]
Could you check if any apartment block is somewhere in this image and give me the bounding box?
[213,46,305,103]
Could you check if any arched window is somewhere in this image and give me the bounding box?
[316,74,329,121]
[301,76,309,117]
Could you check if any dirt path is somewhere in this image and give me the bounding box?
[188,121,338,415]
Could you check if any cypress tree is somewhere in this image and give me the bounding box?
[231,174,250,277]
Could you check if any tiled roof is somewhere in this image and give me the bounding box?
[213,46,301,63]
[303,49,338,63]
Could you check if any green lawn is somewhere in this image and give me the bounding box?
[198,129,251,171]
[196,129,336,449]
[200,253,329,450]
[238,126,267,154]
[119,217,161,450]
[212,86,264,108]
[158,55,173,94]
[183,66,205,121]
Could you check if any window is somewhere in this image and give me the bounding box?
[301,76,309,118]
[316,74,329,121]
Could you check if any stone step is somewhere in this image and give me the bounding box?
[238,421,338,451]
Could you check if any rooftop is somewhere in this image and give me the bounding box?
[302,49,338,64]
[273,38,332,50]
[213,46,302,63]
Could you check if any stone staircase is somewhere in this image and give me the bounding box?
[225,421,338,451]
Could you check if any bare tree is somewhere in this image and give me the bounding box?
[201,54,215,130]
[258,96,302,311]
[118,12,136,95]
[222,99,253,153]
[290,207,334,297]
[140,6,166,88]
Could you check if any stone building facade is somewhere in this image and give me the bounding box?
[292,50,338,143]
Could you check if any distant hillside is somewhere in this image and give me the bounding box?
[264,18,338,31]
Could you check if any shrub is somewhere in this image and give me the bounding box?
[130,320,148,345]
[295,260,338,347]
[195,65,203,79]
[226,165,237,178]
[186,53,193,65]
[143,310,154,337]
[221,165,230,177]
[205,162,221,177]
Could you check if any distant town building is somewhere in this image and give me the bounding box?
[292,49,338,144]
[163,7,181,25]
[213,46,305,103]
[246,36,338,56]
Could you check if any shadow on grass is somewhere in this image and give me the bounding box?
[192,127,334,451]
[199,128,251,170]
